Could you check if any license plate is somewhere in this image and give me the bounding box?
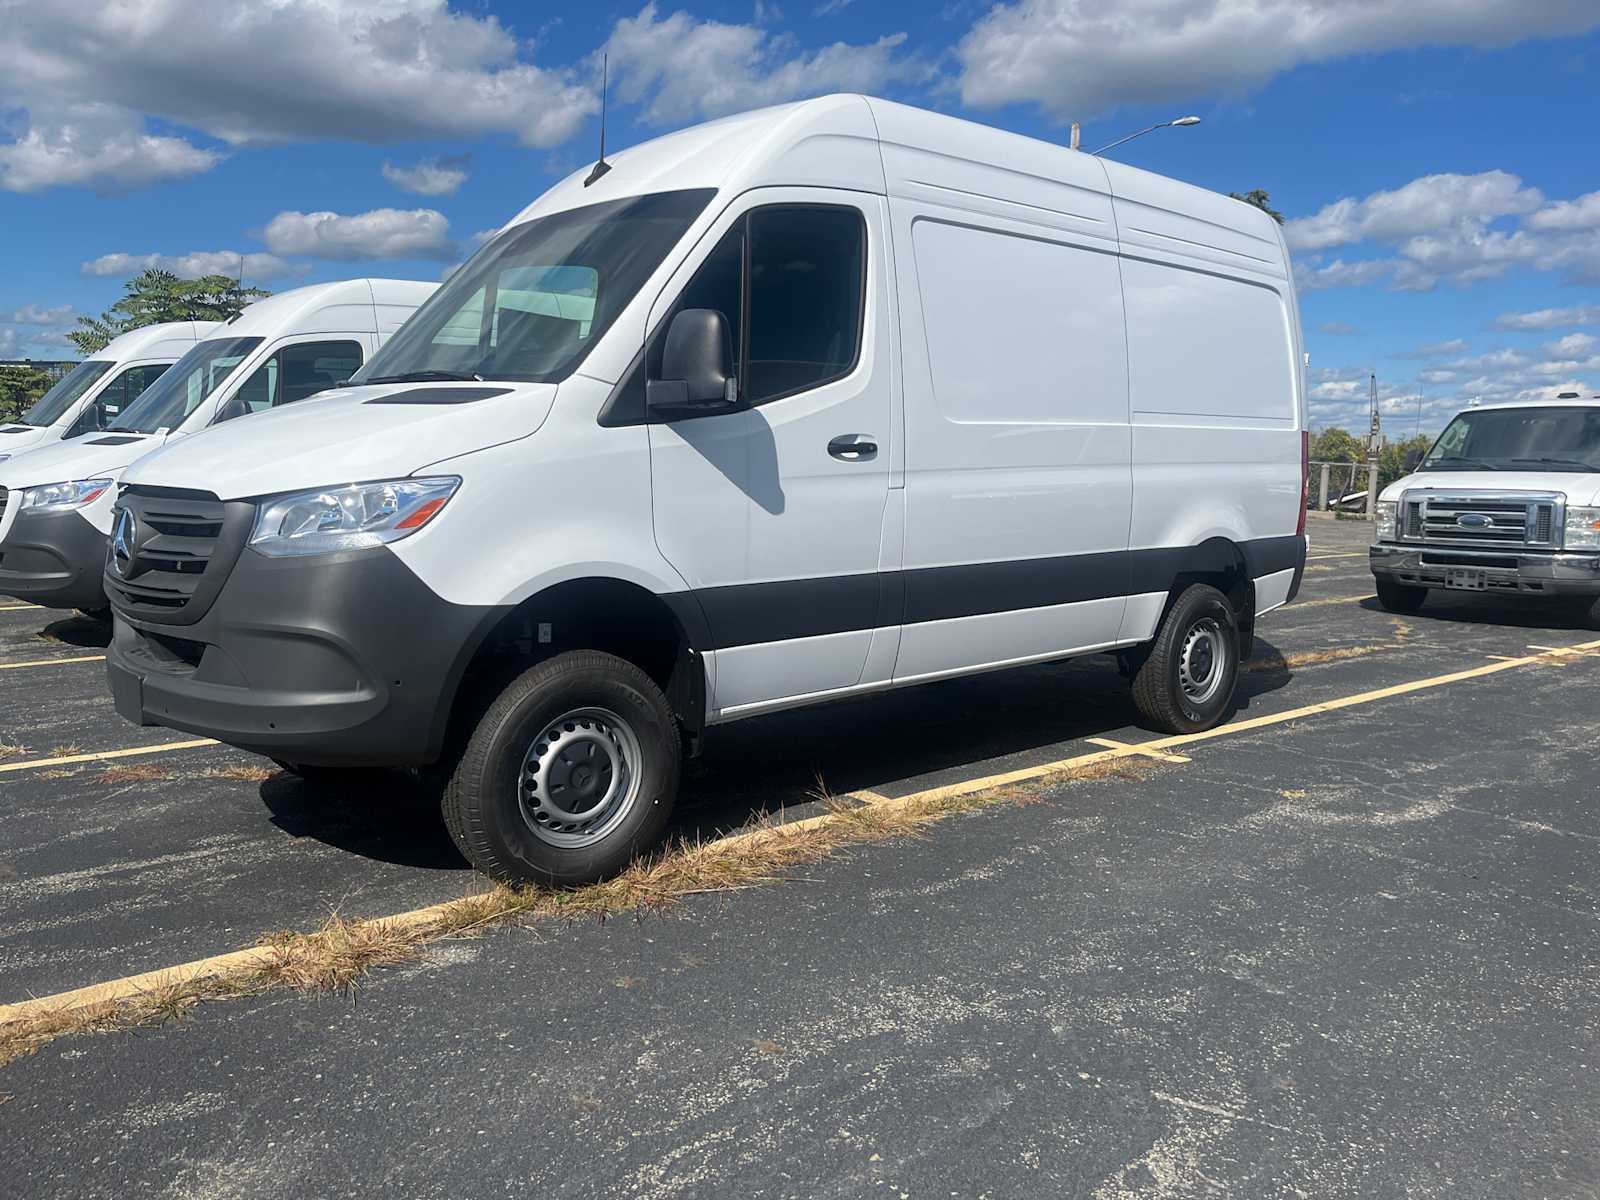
[1444,567,1488,591]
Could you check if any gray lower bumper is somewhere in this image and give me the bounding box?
[1370,543,1600,595]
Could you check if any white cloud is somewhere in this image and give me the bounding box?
[603,4,929,126]
[1526,190,1600,233]
[80,250,299,282]
[261,208,456,261]
[382,156,470,197]
[1286,169,1600,292]
[1405,339,1470,358]
[1293,257,1394,293]
[1494,305,1600,331]
[955,0,1600,119]
[4,304,76,326]
[1285,171,1542,253]
[1545,333,1598,359]
[0,107,220,194]
[0,1,596,193]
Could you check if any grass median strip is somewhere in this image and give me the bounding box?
[3,634,1597,1067]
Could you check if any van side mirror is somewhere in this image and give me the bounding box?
[647,308,740,420]
[1403,448,1424,472]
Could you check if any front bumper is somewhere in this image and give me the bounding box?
[0,507,108,610]
[1370,542,1600,595]
[107,545,501,766]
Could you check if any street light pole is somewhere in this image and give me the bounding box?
[1090,116,1201,156]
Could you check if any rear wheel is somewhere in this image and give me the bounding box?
[1375,578,1427,614]
[1131,584,1240,735]
[442,651,681,888]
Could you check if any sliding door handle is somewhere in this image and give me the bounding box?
[828,434,878,461]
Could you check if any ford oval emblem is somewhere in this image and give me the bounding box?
[1456,512,1493,529]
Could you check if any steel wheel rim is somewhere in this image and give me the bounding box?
[1178,617,1227,705]
[518,707,642,849]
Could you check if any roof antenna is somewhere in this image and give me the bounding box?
[584,54,612,188]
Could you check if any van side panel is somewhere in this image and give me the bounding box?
[876,120,1135,681]
[1103,162,1304,639]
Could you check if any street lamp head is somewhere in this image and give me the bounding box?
[1171,115,1202,127]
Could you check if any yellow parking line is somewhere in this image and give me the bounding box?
[1276,593,1376,611]
[6,635,1597,1027]
[849,789,891,804]
[1306,552,1367,561]
[0,654,105,671]
[1085,737,1191,763]
[0,603,42,612]
[0,738,218,774]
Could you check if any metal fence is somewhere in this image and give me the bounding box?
[1309,460,1378,518]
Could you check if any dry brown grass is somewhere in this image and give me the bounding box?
[46,744,81,758]
[195,764,276,782]
[96,763,173,784]
[96,761,277,785]
[0,743,27,759]
[0,746,1173,1067]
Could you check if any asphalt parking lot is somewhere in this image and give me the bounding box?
[3,516,1599,1197]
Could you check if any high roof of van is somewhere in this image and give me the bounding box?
[503,94,1289,280]
[220,278,437,339]
[98,320,216,361]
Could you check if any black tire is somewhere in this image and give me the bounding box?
[1131,584,1240,735]
[1375,578,1427,614]
[441,650,681,888]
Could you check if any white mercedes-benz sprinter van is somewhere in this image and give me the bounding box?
[105,97,1308,887]
[0,279,434,613]
[1371,395,1600,610]
[0,321,213,461]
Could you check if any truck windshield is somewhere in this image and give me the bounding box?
[1423,406,1600,473]
[109,337,263,434]
[353,189,716,387]
[19,360,113,427]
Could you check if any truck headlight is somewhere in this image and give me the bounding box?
[1375,499,1398,541]
[249,477,460,558]
[20,478,113,512]
[1564,506,1600,550]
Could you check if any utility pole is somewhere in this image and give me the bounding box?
[1366,373,1382,520]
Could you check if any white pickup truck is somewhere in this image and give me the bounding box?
[1370,395,1600,612]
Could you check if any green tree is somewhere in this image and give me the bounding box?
[0,364,54,423]
[1379,433,1432,489]
[1229,188,1285,224]
[1310,426,1363,464]
[69,269,271,354]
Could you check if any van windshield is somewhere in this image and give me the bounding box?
[19,360,113,426]
[353,189,716,387]
[1423,406,1600,473]
[109,337,263,434]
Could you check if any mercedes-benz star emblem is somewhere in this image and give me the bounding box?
[111,507,136,578]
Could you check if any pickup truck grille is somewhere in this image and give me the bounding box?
[104,486,253,626]
[1398,491,1562,550]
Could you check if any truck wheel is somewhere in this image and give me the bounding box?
[1375,578,1427,614]
[1131,584,1240,735]
[442,651,681,888]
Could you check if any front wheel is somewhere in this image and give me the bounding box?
[1375,578,1428,614]
[442,651,681,888]
[1131,584,1240,735]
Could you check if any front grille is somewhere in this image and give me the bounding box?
[1399,491,1562,550]
[105,486,252,625]
[0,486,9,522]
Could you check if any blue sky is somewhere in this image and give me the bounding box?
[1,1,1597,435]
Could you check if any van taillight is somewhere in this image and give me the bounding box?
[1297,430,1309,536]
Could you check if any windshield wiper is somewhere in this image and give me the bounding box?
[1509,457,1600,472]
[1425,455,1499,471]
[361,370,482,385]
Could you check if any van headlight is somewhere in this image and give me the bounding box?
[1564,506,1600,550]
[1375,499,1398,541]
[20,478,114,512]
[249,477,460,557]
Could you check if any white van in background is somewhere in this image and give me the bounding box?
[105,96,1308,887]
[1371,395,1600,610]
[0,321,213,462]
[0,278,435,613]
